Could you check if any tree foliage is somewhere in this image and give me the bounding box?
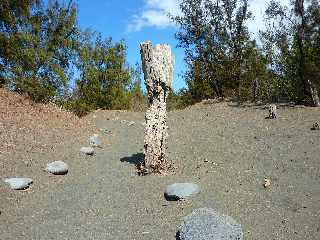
[0,0,78,101]
[261,0,320,105]
[2,0,319,112]
[73,33,130,110]
[0,0,144,115]
[173,0,268,102]
[171,0,320,106]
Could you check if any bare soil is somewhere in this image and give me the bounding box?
[0,89,319,240]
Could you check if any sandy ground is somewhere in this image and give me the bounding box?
[0,92,319,240]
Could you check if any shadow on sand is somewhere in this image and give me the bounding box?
[120,152,144,167]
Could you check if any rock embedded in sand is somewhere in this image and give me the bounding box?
[46,161,68,175]
[80,147,95,155]
[127,121,135,126]
[177,208,243,240]
[311,122,319,130]
[100,128,112,134]
[263,178,271,188]
[4,178,33,190]
[165,183,200,200]
[89,134,101,147]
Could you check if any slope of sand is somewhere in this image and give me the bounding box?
[0,91,319,239]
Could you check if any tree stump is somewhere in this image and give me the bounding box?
[308,80,320,107]
[268,104,277,119]
[140,41,174,173]
[252,78,259,103]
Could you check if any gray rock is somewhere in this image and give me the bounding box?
[177,208,243,240]
[4,178,33,190]
[311,122,320,130]
[80,147,95,155]
[89,134,101,147]
[46,161,68,175]
[128,121,135,126]
[165,183,200,201]
[100,128,112,134]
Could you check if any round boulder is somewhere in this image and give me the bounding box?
[46,161,68,175]
[4,178,33,190]
[177,208,243,240]
[164,183,200,201]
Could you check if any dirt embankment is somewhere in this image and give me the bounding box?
[0,89,96,208]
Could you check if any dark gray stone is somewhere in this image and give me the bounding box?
[165,183,200,201]
[4,178,33,190]
[46,161,68,175]
[177,208,243,240]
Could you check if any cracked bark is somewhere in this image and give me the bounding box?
[308,80,320,107]
[140,41,174,172]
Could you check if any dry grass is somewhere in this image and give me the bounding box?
[0,89,94,156]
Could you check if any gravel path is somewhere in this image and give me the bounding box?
[1,102,319,240]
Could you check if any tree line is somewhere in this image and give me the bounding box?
[1,0,319,115]
[171,0,320,108]
[0,0,144,115]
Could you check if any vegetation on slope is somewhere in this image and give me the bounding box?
[0,0,319,113]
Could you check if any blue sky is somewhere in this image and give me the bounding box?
[76,0,290,91]
[77,0,185,90]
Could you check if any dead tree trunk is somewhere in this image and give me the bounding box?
[140,41,174,173]
[307,80,320,107]
[252,78,259,103]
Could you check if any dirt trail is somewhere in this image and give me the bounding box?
[1,101,319,240]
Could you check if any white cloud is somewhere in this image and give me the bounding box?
[248,0,290,39]
[128,0,181,32]
[248,0,268,36]
[128,0,291,34]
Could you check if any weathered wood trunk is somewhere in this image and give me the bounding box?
[268,104,277,119]
[252,78,259,103]
[308,80,320,107]
[140,41,174,172]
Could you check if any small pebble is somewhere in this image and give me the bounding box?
[311,122,319,130]
[80,147,95,155]
[165,183,200,201]
[89,134,101,147]
[46,161,68,175]
[263,178,271,188]
[100,128,112,134]
[128,121,135,126]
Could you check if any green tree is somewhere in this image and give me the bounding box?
[128,63,146,111]
[173,0,263,102]
[262,0,320,106]
[73,32,132,112]
[0,0,79,102]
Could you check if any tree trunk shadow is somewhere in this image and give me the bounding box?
[120,152,144,167]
